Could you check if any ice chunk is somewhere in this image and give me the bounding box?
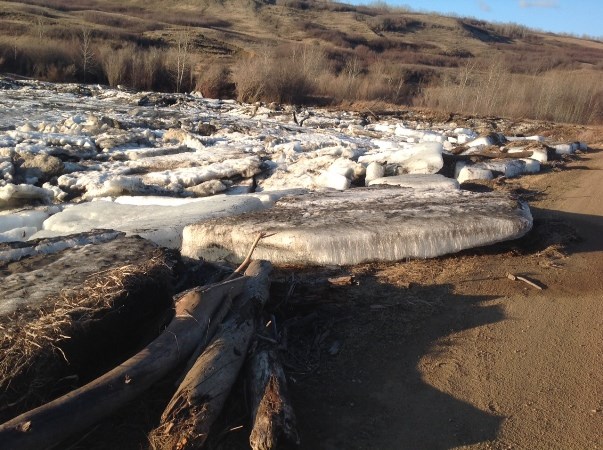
[553,143,578,155]
[466,133,505,148]
[34,194,268,248]
[368,174,459,190]
[143,156,262,188]
[390,142,444,175]
[454,161,468,179]
[457,166,494,184]
[475,160,525,178]
[111,196,210,206]
[454,128,477,138]
[365,162,385,186]
[316,171,351,190]
[124,145,191,160]
[0,183,53,207]
[530,148,548,163]
[506,135,545,143]
[82,175,150,199]
[0,161,14,182]
[327,158,364,180]
[182,187,532,265]
[521,158,540,174]
[510,146,549,163]
[466,136,494,147]
[186,179,228,197]
[0,226,38,243]
[420,131,446,143]
[0,210,50,242]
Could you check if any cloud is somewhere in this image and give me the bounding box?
[478,0,492,12]
[519,0,559,7]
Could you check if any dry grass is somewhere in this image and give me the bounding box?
[0,252,175,421]
[0,0,602,123]
[419,59,603,124]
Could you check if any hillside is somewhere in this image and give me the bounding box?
[1,0,602,122]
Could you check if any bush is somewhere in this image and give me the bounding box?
[232,45,329,104]
[0,36,80,82]
[195,64,234,99]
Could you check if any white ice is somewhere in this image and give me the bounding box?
[181,187,533,265]
[0,78,585,255]
[0,183,53,207]
[0,230,122,263]
[32,194,269,248]
[457,166,494,184]
[368,174,460,190]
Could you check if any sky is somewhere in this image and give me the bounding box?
[347,0,602,38]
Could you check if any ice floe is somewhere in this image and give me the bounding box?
[181,187,533,265]
[32,194,270,248]
[0,78,586,260]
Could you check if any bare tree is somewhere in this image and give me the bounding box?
[80,28,94,82]
[171,30,193,93]
[35,17,46,41]
[12,36,18,61]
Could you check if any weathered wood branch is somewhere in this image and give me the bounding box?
[0,278,247,450]
[150,260,273,450]
[248,342,299,450]
[506,272,544,290]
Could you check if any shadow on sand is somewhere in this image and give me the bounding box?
[293,283,504,450]
[527,207,603,255]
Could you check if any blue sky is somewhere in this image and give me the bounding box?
[347,1,602,37]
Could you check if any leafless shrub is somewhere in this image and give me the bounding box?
[99,44,132,87]
[232,44,330,104]
[98,43,172,91]
[0,36,79,81]
[195,63,233,99]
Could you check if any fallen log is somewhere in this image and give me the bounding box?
[248,341,300,450]
[0,277,247,450]
[150,260,273,450]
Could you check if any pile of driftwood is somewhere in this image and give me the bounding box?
[0,259,299,450]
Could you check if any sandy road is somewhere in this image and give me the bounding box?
[418,149,603,449]
[293,148,603,450]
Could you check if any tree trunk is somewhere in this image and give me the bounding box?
[248,342,300,450]
[150,260,273,450]
[0,277,247,450]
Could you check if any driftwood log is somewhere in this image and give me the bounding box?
[0,277,248,450]
[248,341,299,450]
[150,260,273,450]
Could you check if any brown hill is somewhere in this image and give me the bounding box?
[1,0,602,123]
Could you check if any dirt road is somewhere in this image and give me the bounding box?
[293,148,603,449]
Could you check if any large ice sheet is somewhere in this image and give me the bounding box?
[33,195,268,248]
[181,187,533,265]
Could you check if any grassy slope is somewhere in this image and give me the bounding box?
[1,0,602,122]
[3,0,602,67]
